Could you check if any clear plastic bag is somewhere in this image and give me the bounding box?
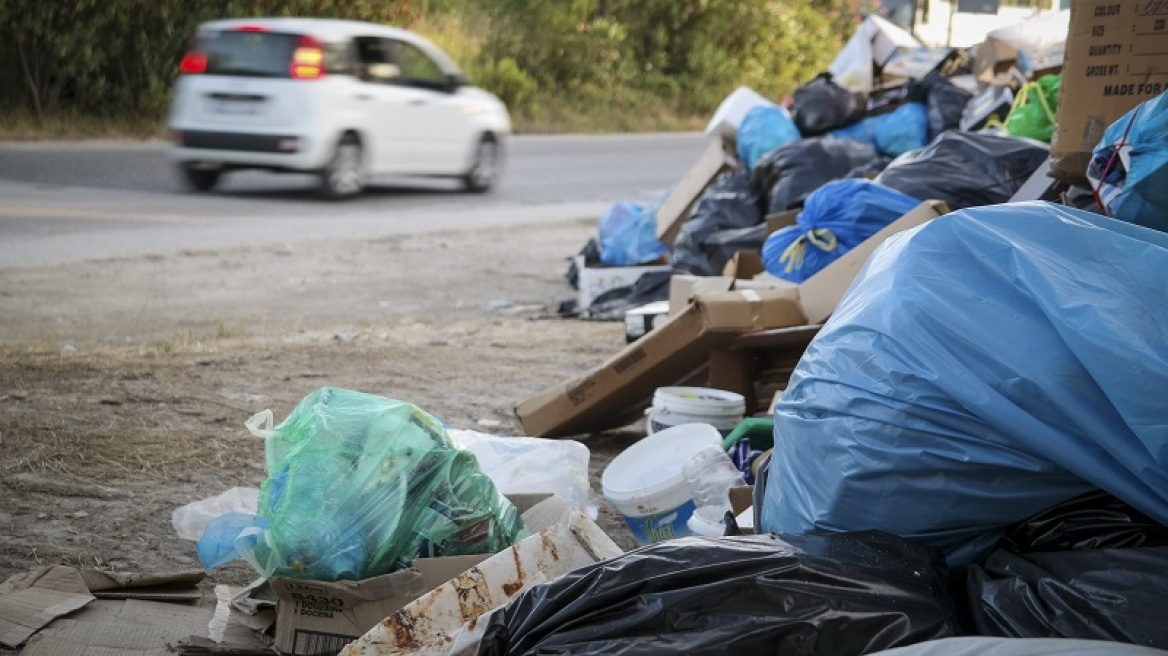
[172,486,259,541]
[239,387,528,581]
[447,430,593,514]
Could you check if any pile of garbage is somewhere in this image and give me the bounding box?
[562,9,1153,324]
[5,6,1167,656]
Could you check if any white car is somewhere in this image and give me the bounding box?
[167,18,511,198]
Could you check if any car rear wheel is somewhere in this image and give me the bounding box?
[463,136,500,193]
[320,136,364,199]
[179,163,221,192]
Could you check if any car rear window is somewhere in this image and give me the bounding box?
[198,30,352,78]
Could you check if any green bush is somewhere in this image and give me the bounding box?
[0,0,848,133]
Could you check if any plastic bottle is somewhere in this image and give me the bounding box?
[682,445,746,513]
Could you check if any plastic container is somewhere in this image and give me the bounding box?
[686,505,728,537]
[646,387,746,436]
[602,423,724,545]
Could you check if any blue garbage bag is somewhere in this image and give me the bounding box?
[597,196,669,266]
[761,179,920,282]
[196,513,267,569]
[1088,90,1168,232]
[829,102,929,157]
[761,202,1168,566]
[736,105,800,171]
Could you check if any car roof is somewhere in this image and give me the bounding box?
[197,17,462,73]
[200,17,419,44]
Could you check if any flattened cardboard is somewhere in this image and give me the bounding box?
[0,565,94,648]
[517,201,948,437]
[271,494,568,655]
[1050,0,1168,184]
[79,569,204,603]
[655,138,736,246]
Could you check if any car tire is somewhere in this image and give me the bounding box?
[320,135,364,199]
[463,135,500,193]
[179,163,221,193]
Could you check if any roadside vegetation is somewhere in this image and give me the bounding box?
[0,0,867,138]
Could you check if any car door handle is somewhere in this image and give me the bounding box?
[355,94,372,100]
[408,99,428,106]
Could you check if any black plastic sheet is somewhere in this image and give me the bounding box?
[1001,490,1168,554]
[751,137,880,214]
[579,269,674,321]
[671,170,762,276]
[875,131,1048,210]
[477,532,961,656]
[967,547,1168,648]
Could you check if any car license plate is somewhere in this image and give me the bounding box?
[207,99,261,115]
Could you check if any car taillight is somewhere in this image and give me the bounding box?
[291,36,325,80]
[180,52,207,75]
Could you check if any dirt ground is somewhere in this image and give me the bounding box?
[0,216,647,606]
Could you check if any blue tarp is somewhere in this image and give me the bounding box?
[761,202,1168,566]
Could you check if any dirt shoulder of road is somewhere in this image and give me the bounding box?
[0,216,646,596]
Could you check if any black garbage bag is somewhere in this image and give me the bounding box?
[699,224,768,275]
[875,131,1048,210]
[671,170,762,276]
[579,269,674,321]
[793,72,864,136]
[751,136,880,214]
[845,155,895,180]
[564,238,601,290]
[967,547,1168,648]
[1000,490,1168,554]
[908,72,973,140]
[477,532,962,656]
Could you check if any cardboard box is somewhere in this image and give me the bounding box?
[655,137,737,247]
[271,494,581,655]
[668,275,734,315]
[708,323,822,414]
[517,201,949,438]
[576,255,672,314]
[1050,0,1168,184]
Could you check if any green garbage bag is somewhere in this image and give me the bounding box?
[239,387,528,581]
[1005,75,1060,143]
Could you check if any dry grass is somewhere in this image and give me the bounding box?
[0,109,167,141]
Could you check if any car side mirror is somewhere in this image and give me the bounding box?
[445,73,466,91]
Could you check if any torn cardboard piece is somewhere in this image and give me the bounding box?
[339,512,622,656]
[655,137,737,247]
[269,494,586,655]
[0,565,95,648]
[79,568,205,603]
[1050,1,1168,185]
[516,201,949,438]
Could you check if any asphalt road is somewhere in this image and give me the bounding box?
[0,133,709,268]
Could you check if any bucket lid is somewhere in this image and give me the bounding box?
[602,423,723,502]
[652,387,745,416]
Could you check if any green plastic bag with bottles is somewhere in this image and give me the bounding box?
[239,387,528,581]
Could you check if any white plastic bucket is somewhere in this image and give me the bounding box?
[686,505,727,537]
[647,387,746,436]
[602,423,723,545]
